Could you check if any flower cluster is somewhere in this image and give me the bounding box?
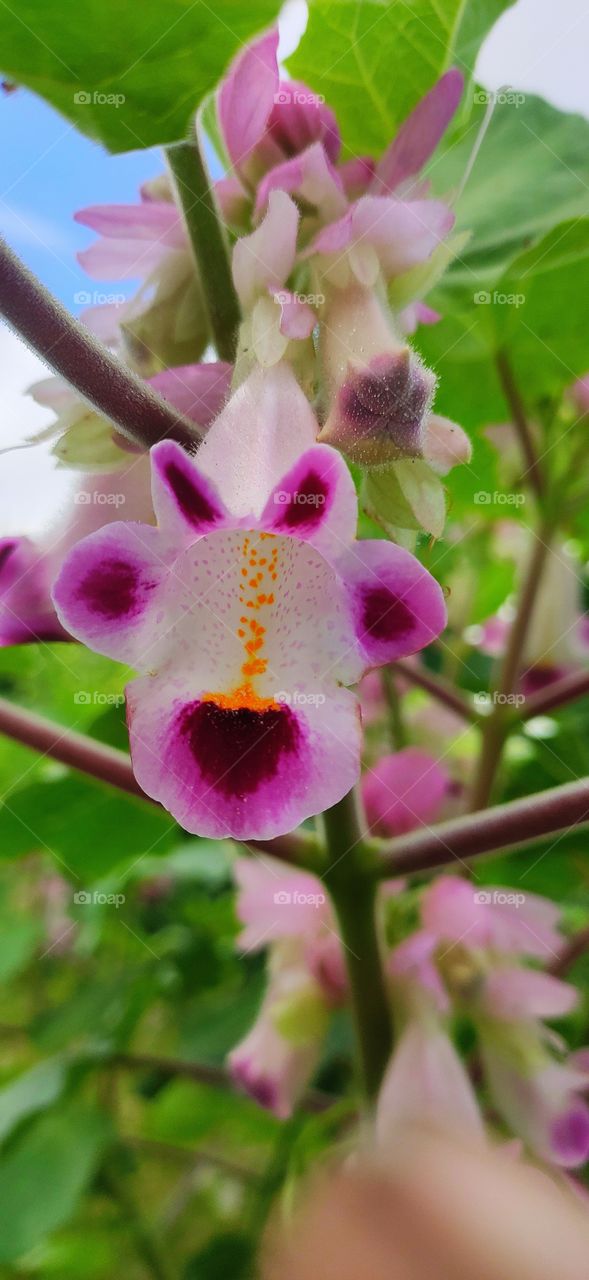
[231,845,589,1173]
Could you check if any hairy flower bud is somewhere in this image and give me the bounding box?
[319,285,436,466]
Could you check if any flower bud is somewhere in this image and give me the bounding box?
[319,285,436,466]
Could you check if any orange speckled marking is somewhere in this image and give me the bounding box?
[202,533,281,712]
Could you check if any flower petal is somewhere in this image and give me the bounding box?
[260,444,357,562]
[232,190,299,311]
[255,142,347,222]
[376,1019,485,1148]
[349,196,455,280]
[52,522,171,667]
[74,202,186,247]
[234,856,327,951]
[484,968,579,1021]
[217,29,279,171]
[374,70,464,194]
[126,672,361,840]
[196,364,317,518]
[148,362,232,428]
[338,539,446,667]
[0,538,64,646]
[268,81,341,164]
[150,441,231,541]
[362,747,449,837]
[77,237,174,281]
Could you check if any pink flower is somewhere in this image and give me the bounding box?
[75,186,209,372]
[362,747,450,837]
[0,458,154,647]
[229,941,328,1119]
[228,856,346,1116]
[217,30,340,192]
[421,876,562,961]
[376,1017,485,1149]
[52,364,446,839]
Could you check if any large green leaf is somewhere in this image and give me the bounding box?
[288,0,515,156]
[432,95,589,307]
[0,0,279,153]
[0,776,176,880]
[0,1104,110,1263]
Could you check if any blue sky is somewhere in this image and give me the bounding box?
[1,88,161,308]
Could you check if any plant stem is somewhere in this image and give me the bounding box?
[521,669,589,720]
[166,138,240,363]
[381,667,407,748]
[114,1052,332,1113]
[377,774,589,876]
[322,789,392,1103]
[102,1156,174,1280]
[391,659,478,723]
[495,349,544,499]
[0,237,198,452]
[550,926,589,978]
[469,519,553,810]
[0,696,319,868]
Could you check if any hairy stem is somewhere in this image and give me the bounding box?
[495,349,544,499]
[322,789,392,1102]
[470,519,553,810]
[0,697,319,868]
[377,774,589,876]
[0,237,198,452]
[166,138,240,363]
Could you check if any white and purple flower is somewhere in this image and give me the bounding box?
[52,364,446,839]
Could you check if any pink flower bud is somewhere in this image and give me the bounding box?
[319,286,436,466]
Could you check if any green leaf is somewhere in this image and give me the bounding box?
[0,1059,68,1145]
[0,1104,110,1263]
[289,0,515,156]
[0,776,176,880]
[0,917,40,982]
[0,0,280,153]
[432,95,589,307]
